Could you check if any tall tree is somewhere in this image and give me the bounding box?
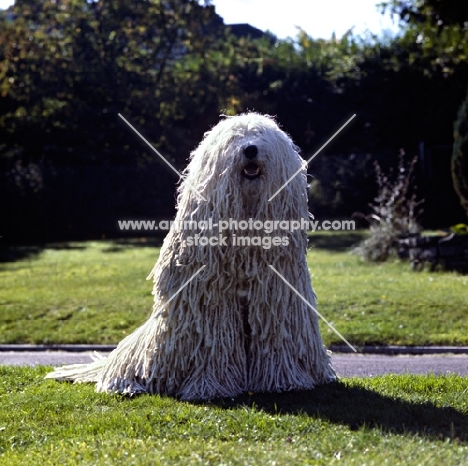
[0,0,241,241]
[382,0,468,73]
[383,0,468,218]
[0,0,228,166]
[453,89,468,218]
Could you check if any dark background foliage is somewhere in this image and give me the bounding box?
[1,0,467,243]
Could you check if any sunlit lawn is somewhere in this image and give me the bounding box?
[1,233,467,465]
[0,232,467,346]
[0,367,467,465]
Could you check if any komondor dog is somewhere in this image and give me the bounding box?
[46,113,336,400]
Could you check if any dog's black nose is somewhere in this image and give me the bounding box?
[243,145,258,159]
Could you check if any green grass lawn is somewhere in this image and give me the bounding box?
[1,235,467,464]
[0,367,467,465]
[0,232,467,346]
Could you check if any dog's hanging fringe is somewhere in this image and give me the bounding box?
[46,113,336,400]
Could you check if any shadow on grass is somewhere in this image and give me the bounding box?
[308,232,366,252]
[0,236,163,263]
[211,381,468,442]
[1,231,362,261]
[0,244,42,263]
[101,237,164,253]
[0,242,88,264]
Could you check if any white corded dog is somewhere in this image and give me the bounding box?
[47,113,336,400]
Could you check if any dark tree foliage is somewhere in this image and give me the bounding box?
[383,0,468,28]
[382,0,468,221]
[453,90,468,218]
[0,0,228,166]
[381,0,468,74]
[0,0,236,241]
[1,0,468,242]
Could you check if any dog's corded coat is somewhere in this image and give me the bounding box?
[46,113,336,400]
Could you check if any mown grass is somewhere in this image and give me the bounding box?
[309,232,468,346]
[0,367,467,465]
[0,232,467,346]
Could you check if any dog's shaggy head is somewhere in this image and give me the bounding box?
[179,113,307,217]
[45,113,335,401]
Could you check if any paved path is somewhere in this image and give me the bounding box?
[1,351,467,377]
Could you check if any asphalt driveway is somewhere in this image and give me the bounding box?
[1,350,467,377]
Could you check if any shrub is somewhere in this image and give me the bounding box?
[353,153,423,261]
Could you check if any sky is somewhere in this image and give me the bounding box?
[211,0,400,39]
[0,0,400,40]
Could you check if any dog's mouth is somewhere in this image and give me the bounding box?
[242,162,261,180]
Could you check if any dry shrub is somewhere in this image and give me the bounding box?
[353,153,424,262]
